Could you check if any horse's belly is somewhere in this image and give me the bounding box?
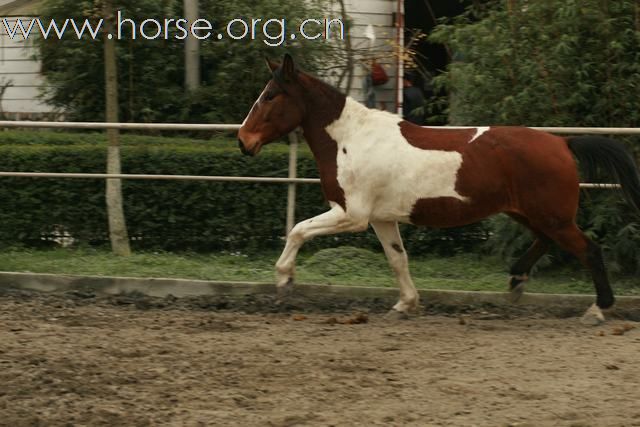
[408,194,505,228]
[346,187,477,225]
[369,200,413,223]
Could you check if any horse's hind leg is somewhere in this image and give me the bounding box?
[506,213,552,302]
[371,221,419,319]
[541,222,614,325]
[508,237,552,302]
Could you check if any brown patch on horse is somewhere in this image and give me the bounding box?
[391,243,403,253]
[303,125,346,210]
[401,125,506,227]
[409,197,504,228]
[407,127,578,228]
[298,73,348,210]
[398,122,478,152]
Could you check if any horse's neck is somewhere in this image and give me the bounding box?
[325,97,391,144]
[297,89,350,206]
[302,97,384,152]
[299,87,345,155]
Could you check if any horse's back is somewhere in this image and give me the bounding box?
[408,125,580,228]
[458,126,580,223]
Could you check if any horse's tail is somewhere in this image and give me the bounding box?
[566,135,640,213]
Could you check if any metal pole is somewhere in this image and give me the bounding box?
[104,0,131,256]
[1,120,640,135]
[396,0,404,115]
[0,121,240,131]
[0,172,620,189]
[0,172,321,184]
[286,132,299,235]
[184,0,200,91]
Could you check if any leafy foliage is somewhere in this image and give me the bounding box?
[36,0,336,123]
[431,0,640,128]
[431,0,640,273]
[0,131,489,253]
[302,246,388,277]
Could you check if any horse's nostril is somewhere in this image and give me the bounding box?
[238,139,253,156]
[238,139,247,154]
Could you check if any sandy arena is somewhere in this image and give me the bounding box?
[1,288,639,427]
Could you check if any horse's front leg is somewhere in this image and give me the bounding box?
[371,221,419,319]
[275,204,368,297]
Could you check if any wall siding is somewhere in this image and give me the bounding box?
[0,16,54,116]
[0,1,400,117]
[328,0,399,112]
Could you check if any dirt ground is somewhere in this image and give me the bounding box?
[1,289,640,427]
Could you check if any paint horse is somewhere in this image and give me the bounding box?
[238,54,640,325]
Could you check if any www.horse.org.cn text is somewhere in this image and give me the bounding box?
[1,12,345,47]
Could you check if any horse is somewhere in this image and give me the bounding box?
[238,54,640,325]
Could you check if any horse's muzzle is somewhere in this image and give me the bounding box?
[238,139,254,156]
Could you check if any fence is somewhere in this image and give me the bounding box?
[1,120,639,234]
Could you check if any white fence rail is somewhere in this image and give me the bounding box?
[2,120,640,134]
[0,172,319,185]
[0,121,637,233]
[0,172,621,189]
[0,121,241,131]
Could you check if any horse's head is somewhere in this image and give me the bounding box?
[237,54,306,156]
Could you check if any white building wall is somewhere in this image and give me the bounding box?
[330,0,398,112]
[0,1,400,118]
[0,16,54,116]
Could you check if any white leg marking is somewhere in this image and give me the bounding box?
[469,126,490,143]
[581,303,605,326]
[371,221,419,314]
[275,205,368,291]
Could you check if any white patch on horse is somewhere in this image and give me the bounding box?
[241,87,268,127]
[325,97,468,224]
[469,126,490,143]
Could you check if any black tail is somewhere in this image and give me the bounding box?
[567,135,640,214]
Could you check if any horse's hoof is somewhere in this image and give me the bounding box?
[508,282,526,304]
[581,304,605,326]
[276,277,294,302]
[385,309,410,321]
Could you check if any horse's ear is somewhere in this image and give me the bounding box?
[281,53,297,81]
[265,57,279,73]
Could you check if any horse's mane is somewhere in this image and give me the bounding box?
[297,69,346,101]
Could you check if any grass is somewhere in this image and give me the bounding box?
[1,246,638,296]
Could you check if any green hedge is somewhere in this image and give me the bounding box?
[0,131,490,252]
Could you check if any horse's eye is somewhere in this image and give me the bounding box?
[264,92,277,102]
